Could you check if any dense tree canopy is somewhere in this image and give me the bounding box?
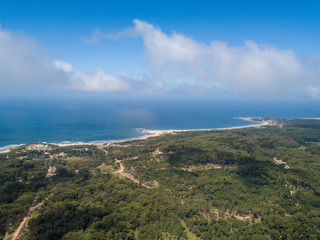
[1,119,320,239]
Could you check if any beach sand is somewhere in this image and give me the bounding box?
[57,117,269,147]
[0,117,269,153]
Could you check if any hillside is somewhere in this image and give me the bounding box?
[1,119,320,239]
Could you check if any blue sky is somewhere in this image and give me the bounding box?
[0,0,320,99]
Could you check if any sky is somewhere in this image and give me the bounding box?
[0,0,320,99]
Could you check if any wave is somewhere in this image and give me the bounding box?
[0,117,266,153]
[0,143,27,153]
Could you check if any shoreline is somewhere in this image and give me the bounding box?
[57,120,265,147]
[142,117,267,137]
[0,117,267,154]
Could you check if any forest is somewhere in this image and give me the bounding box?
[1,118,320,239]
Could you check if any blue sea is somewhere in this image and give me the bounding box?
[0,94,320,149]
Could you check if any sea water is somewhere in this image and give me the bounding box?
[0,94,319,148]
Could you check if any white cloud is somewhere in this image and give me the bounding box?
[54,60,130,92]
[0,25,131,93]
[1,21,320,98]
[53,60,73,72]
[0,26,53,87]
[87,19,320,98]
[132,19,311,97]
[70,68,130,92]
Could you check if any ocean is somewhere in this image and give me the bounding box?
[0,94,319,149]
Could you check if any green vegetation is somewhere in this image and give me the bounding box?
[1,119,320,239]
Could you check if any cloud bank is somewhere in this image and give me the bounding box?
[53,60,130,92]
[0,25,131,92]
[1,21,320,99]
[133,19,320,98]
[87,19,320,99]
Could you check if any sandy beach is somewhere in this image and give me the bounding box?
[56,117,268,147]
[0,117,269,153]
[0,144,25,154]
[142,117,268,136]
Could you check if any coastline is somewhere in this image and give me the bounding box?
[0,144,26,154]
[0,117,268,154]
[142,117,267,137]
